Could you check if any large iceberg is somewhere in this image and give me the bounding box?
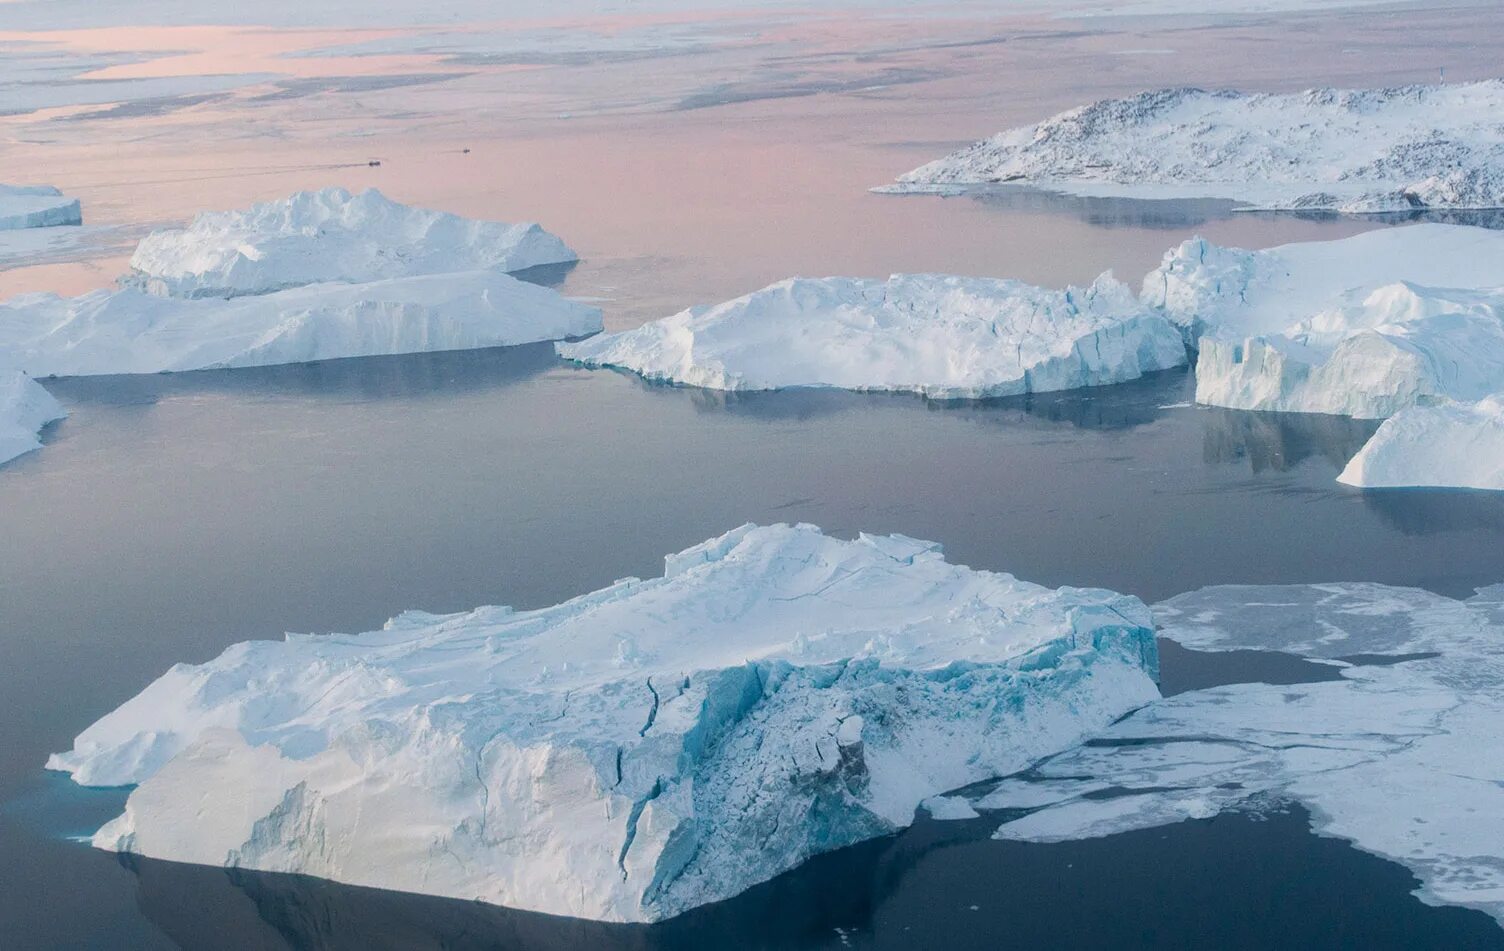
[557,273,1187,399]
[49,523,1160,923]
[1339,394,1504,490]
[0,183,82,230]
[128,187,577,299]
[1,271,601,377]
[0,371,65,466]
[1141,226,1504,417]
[887,82,1504,212]
[966,582,1504,925]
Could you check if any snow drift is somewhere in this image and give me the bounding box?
[127,187,577,299]
[49,523,1160,923]
[0,183,82,231]
[0,372,65,466]
[1339,394,1504,490]
[888,82,1504,212]
[557,273,1188,399]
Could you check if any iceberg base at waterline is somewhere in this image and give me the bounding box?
[1339,395,1504,490]
[49,524,1160,923]
[0,372,65,466]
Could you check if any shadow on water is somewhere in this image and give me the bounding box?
[508,260,579,289]
[37,342,564,408]
[110,803,1504,950]
[1358,488,1504,536]
[891,185,1504,232]
[610,365,1193,432]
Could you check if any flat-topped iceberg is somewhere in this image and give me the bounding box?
[128,187,577,299]
[1339,395,1504,490]
[1,271,602,377]
[0,183,82,230]
[966,582,1504,926]
[1141,226,1504,418]
[49,523,1159,923]
[0,372,65,466]
[557,273,1187,399]
[888,82,1504,212]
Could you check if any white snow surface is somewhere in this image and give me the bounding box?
[889,82,1504,212]
[0,183,82,230]
[557,273,1188,399]
[967,582,1504,924]
[49,523,1160,923]
[1140,226,1504,418]
[0,372,65,466]
[1339,394,1504,490]
[128,187,577,299]
[0,271,602,377]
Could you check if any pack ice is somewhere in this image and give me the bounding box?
[1339,394,1504,490]
[0,372,65,466]
[128,187,577,299]
[887,82,1504,212]
[557,274,1187,399]
[966,582,1504,926]
[1143,225,1504,418]
[48,523,1159,922]
[0,183,82,230]
[0,189,600,376]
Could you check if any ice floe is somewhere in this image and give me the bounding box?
[1339,395,1504,490]
[558,273,1188,399]
[1,271,601,377]
[127,187,576,299]
[49,523,1160,922]
[969,582,1504,924]
[887,82,1504,212]
[1141,226,1504,418]
[0,184,82,231]
[0,372,65,467]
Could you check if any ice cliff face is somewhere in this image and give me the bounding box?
[889,82,1504,212]
[1339,394,1504,490]
[0,271,602,377]
[960,582,1504,925]
[49,523,1159,923]
[558,273,1188,399]
[0,372,65,466]
[127,187,577,299]
[1141,226,1504,418]
[0,183,82,230]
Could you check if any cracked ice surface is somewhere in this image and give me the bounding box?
[557,273,1188,399]
[974,582,1504,924]
[47,523,1159,922]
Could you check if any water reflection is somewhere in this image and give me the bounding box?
[1200,407,1378,474]
[1360,488,1504,536]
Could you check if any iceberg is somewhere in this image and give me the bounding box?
[0,271,602,377]
[966,582,1504,926]
[887,82,1504,212]
[49,523,1159,923]
[557,273,1188,399]
[0,371,65,466]
[1140,226,1504,418]
[1339,394,1504,490]
[127,187,577,299]
[0,183,82,231]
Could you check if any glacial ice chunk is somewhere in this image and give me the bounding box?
[49,523,1159,923]
[1339,394,1504,490]
[888,82,1504,212]
[0,270,601,377]
[0,371,65,466]
[557,273,1188,399]
[127,187,577,299]
[0,183,82,230]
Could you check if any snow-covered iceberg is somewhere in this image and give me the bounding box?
[557,274,1187,399]
[887,82,1504,212]
[0,271,601,377]
[965,582,1504,926]
[49,523,1160,923]
[1140,226,1504,417]
[1339,395,1504,490]
[128,187,577,299]
[0,372,65,466]
[0,183,82,231]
